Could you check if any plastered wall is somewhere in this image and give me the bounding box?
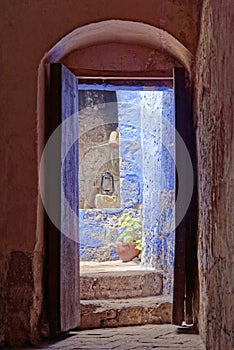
[62,43,180,74]
[141,90,175,294]
[78,89,119,209]
[0,0,200,346]
[195,1,234,349]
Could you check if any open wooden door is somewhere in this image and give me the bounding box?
[45,63,80,334]
[172,67,198,326]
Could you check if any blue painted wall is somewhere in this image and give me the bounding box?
[79,88,175,293]
[79,90,144,261]
[117,91,143,210]
[79,208,122,261]
[140,90,175,293]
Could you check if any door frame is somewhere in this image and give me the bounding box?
[172,67,198,326]
[44,65,198,334]
[44,63,80,334]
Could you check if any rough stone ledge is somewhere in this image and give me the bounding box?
[79,295,172,329]
[80,270,163,299]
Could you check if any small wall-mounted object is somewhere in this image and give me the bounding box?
[109,129,119,148]
[95,194,117,209]
[100,171,114,195]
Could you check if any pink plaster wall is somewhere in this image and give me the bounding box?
[62,43,180,73]
[0,0,200,346]
[0,0,199,251]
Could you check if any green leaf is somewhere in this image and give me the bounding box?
[117,212,142,243]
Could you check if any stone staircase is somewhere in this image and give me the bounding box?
[79,261,172,329]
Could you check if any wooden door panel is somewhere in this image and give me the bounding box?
[60,64,80,331]
[46,63,80,333]
[172,67,198,326]
[172,67,187,325]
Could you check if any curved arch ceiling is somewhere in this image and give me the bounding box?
[43,20,194,75]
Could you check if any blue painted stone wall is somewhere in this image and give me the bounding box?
[79,88,175,289]
[79,90,143,261]
[117,91,143,210]
[140,90,175,293]
[79,208,121,261]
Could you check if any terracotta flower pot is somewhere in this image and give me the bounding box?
[116,242,140,262]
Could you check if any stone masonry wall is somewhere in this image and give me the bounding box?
[0,0,200,345]
[195,1,234,349]
[117,91,143,211]
[80,89,175,277]
[78,90,119,209]
[140,91,175,294]
[80,90,143,261]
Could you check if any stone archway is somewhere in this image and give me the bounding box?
[42,20,194,74]
[37,17,195,250]
[37,19,195,337]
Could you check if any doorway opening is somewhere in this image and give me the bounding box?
[43,63,196,333]
[39,18,197,339]
[77,78,175,328]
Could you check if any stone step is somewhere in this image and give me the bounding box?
[79,296,172,329]
[80,270,163,300]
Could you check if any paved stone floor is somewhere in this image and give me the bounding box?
[22,325,205,350]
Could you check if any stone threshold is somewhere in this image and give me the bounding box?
[80,269,163,300]
[79,295,172,329]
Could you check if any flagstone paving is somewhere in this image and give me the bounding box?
[19,324,205,350]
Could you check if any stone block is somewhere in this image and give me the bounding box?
[79,296,172,329]
[80,270,163,300]
[95,194,118,209]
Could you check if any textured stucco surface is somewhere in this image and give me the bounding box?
[79,90,143,261]
[80,209,120,261]
[195,1,234,349]
[80,90,175,280]
[141,91,175,294]
[78,89,119,209]
[0,0,200,346]
[117,91,143,211]
[62,43,180,75]
[2,0,233,347]
[5,252,34,346]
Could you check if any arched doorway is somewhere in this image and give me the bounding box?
[38,19,197,335]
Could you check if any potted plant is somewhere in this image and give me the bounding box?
[116,212,142,262]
